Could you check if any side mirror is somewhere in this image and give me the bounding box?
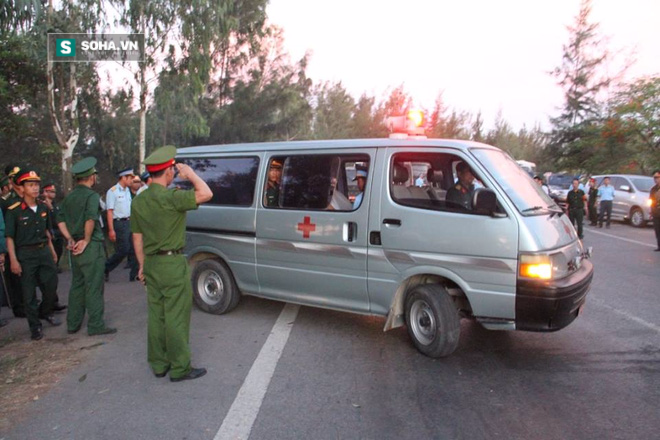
[473,188,498,216]
[619,185,631,192]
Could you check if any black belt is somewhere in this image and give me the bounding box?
[114,217,130,221]
[151,248,183,256]
[19,242,46,250]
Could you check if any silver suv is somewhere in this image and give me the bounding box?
[592,174,654,227]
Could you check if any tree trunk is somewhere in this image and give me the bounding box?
[138,61,147,173]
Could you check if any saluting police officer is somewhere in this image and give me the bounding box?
[5,169,60,340]
[446,161,476,210]
[105,167,139,282]
[57,158,117,336]
[131,146,212,381]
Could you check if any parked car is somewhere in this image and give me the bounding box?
[547,173,579,210]
[592,174,654,227]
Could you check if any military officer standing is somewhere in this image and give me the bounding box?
[2,166,25,317]
[57,158,117,336]
[105,167,139,281]
[446,161,476,210]
[5,169,60,340]
[131,146,212,381]
[567,178,587,239]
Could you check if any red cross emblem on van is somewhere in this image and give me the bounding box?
[297,216,316,239]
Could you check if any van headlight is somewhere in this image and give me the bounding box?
[519,253,570,280]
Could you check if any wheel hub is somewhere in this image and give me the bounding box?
[410,299,437,346]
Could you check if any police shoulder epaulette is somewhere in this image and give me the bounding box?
[110,185,117,192]
[8,201,20,210]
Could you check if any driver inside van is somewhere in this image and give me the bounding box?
[446,161,476,210]
[264,159,282,207]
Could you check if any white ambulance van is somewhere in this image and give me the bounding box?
[175,112,593,357]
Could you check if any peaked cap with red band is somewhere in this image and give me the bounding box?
[16,169,41,185]
[144,145,177,173]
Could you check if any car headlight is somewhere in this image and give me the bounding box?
[519,252,573,280]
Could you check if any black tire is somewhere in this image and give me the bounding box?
[630,207,645,228]
[191,259,240,314]
[404,284,460,358]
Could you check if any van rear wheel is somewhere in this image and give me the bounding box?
[405,284,460,358]
[192,259,240,314]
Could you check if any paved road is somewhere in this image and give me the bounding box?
[3,221,659,440]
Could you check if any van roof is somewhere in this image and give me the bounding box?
[177,138,500,156]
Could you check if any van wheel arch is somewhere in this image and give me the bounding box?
[190,255,241,315]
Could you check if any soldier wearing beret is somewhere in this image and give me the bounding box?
[57,158,116,336]
[131,146,212,381]
[5,169,61,340]
[105,167,139,282]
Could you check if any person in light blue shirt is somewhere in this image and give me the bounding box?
[597,176,615,228]
[415,174,425,187]
[105,167,138,281]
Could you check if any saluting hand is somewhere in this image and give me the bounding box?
[175,163,194,181]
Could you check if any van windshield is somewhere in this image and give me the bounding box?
[471,148,559,215]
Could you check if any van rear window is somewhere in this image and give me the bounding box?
[175,157,259,206]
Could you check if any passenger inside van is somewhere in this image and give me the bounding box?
[264,159,283,207]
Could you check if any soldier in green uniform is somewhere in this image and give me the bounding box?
[5,169,61,340]
[264,159,282,207]
[57,158,117,336]
[446,161,476,210]
[567,178,587,239]
[132,146,212,381]
[1,166,25,317]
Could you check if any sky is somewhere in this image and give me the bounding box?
[267,0,660,131]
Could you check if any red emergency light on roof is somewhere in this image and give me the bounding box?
[386,110,427,139]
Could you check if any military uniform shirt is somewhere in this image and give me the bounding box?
[106,184,132,219]
[265,184,279,207]
[446,182,475,210]
[566,189,586,210]
[131,183,197,255]
[5,201,51,247]
[1,191,20,215]
[57,185,104,242]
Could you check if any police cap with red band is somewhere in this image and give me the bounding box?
[144,145,177,173]
[16,169,41,185]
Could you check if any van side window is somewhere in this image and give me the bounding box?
[265,154,370,211]
[176,157,259,206]
[390,152,486,214]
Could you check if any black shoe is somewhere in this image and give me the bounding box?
[579,235,584,239]
[40,315,62,326]
[53,303,68,312]
[13,310,26,318]
[104,270,109,282]
[598,224,603,228]
[654,248,660,252]
[170,367,207,382]
[129,277,136,282]
[154,367,170,378]
[67,327,81,334]
[89,327,117,336]
[31,327,43,341]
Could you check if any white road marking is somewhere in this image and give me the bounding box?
[587,228,656,248]
[215,303,300,440]
[591,298,660,333]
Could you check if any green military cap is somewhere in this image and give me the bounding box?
[72,157,98,178]
[144,145,177,173]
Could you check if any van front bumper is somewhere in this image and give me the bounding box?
[515,259,593,332]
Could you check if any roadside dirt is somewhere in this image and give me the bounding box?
[0,323,97,434]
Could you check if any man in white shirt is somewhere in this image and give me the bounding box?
[105,167,138,282]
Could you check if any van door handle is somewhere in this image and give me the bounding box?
[383,218,401,227]
[345,222,357,242]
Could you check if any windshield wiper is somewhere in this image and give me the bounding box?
[522,206,545,213]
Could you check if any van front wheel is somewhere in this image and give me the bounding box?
[405,285,460,358]
[191,259,240,314]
